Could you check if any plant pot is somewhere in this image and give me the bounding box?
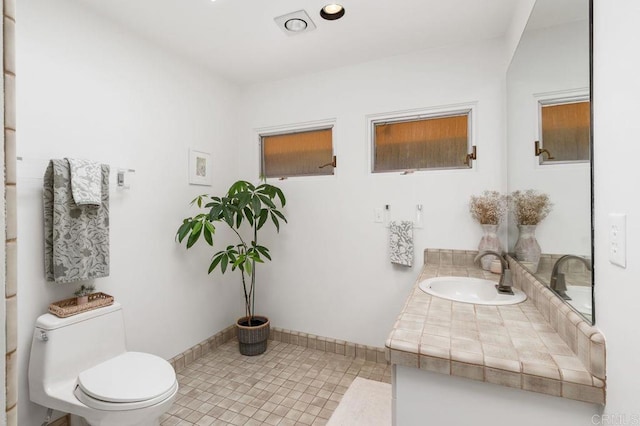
[236,316,270,356]
[514,224,542,272]
[478,224,502,270]
[76,295,88,305]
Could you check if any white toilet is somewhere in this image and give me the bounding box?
[29,302,178,426]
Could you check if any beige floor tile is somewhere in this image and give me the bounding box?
[169,339,390,425]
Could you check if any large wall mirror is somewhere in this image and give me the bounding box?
[507,0,593,323]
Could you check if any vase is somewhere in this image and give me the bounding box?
[477,224,502,271]
[514,224,542,272]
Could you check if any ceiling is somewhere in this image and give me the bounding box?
[76,0,520,85]
[526,0,589,31]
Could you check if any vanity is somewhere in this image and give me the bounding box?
[385,0,606,421]
[386,250,605,426]
[386,0,601,422]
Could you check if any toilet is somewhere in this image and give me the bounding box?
[28,302,178,426]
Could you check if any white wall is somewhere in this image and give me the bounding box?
[504,0,537,65]
[593,0,640,417]
[237,40,508,347]
[507,20,591,254]
[16,0,241,423]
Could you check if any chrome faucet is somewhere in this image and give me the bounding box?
[474,251,514,295]
[549,255,592,300]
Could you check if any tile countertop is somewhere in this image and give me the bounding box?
[385,263,605,405]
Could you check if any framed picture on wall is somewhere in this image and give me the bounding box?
[188,149,212,186]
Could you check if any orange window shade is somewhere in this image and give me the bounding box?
[262,128,333,178]
[541,101,590,162]
[374,114,469,172]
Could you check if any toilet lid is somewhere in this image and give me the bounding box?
[78,352,176,403]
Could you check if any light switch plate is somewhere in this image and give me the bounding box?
[374,208,384,223]
[609,213,626,268]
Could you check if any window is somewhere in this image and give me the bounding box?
[260,127,334,178]
[538,98,590,164]
[371,110,472,173]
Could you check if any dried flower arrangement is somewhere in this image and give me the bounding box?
[510,190,552,225]
[469,191,507,225]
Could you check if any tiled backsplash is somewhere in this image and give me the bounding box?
[269,327,387,364]
[169,324,238,373]
[424,248,479,267]
[424,249,591,286]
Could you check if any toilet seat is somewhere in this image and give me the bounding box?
[74,351,178,411]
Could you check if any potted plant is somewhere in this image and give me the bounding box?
[469,191,507,270]
[176,180,287,356]
[74,284,95,306]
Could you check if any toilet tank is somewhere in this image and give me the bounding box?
[29,302,127,402]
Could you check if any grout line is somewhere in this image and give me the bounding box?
[269,326,389,365]
[169,323,389,373]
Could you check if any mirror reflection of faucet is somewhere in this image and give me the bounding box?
[549,255,592,300]
[474,251,514,295]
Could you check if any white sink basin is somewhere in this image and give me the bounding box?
[418,276,527,305]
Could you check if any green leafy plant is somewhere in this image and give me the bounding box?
[74,284,95,297]
[176,180,287,325]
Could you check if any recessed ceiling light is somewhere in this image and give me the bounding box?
[320,4,345,20]
[285,18,308,32]
[274,10,316,36]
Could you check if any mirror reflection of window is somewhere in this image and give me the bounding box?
[538,98,590,164]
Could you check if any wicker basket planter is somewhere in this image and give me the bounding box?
[48,292,114,318]
[236,316,270,356]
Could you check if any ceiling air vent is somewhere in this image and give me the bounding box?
[274,10,316,36]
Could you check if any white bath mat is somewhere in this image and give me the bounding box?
[327,377,392,426]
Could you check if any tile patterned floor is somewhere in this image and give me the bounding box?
[161,339,392,426]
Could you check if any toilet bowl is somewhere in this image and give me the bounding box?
[28,302,178,426]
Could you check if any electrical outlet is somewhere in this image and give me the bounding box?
[609,213,626,268]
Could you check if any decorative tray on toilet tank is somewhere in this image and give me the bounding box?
[48,292,114,318]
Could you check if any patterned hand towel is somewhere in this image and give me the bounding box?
[67,158,103,206]
[389,220,414,267]
[44,159,110,282]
